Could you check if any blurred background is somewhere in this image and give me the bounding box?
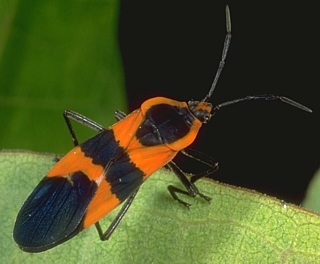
[1,1,319,204]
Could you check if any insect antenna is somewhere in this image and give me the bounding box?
[214,95,312,113]
[203,6,312,114]
[202,5,232,102]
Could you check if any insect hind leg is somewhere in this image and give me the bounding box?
[114,109,127,121]
[63,109,105,147]
[95,188,139,241]
[64,108,128,147]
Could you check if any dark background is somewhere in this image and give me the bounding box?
[118,2,319,204]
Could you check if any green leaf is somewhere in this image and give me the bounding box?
[302,168,320,213]
[0,0,126,153]
[1,150,320,263]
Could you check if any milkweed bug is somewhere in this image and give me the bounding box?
[13,6,312,253]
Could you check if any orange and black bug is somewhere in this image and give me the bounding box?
[13,6,312,253]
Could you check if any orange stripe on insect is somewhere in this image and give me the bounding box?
[127,145,177,180]
[47,146,105,181]
[83,179,120,228]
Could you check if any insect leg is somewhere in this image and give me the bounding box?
[114,109,127,121]
[167,149,218,208]
[63,109,105,146]
[181,148,219,183]
[64,108,128,147]
[95,188,140,240]
[167,161,218,209]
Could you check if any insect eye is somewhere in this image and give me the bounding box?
[203,114,211,123]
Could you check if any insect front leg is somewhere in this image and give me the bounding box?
[167,150,219,209]
[181,148,219,183]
